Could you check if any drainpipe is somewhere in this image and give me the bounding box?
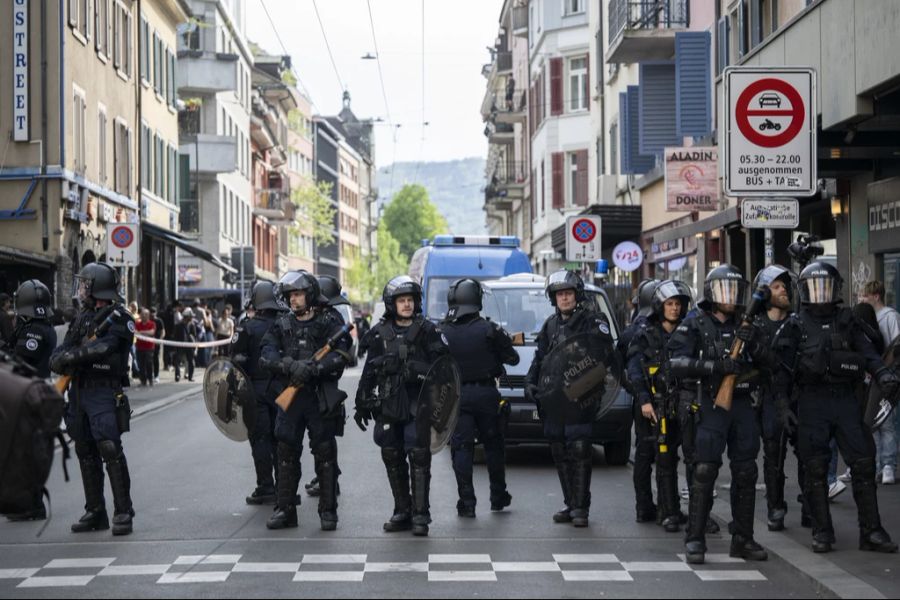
[136,0,143,305]
[40,0,49,251]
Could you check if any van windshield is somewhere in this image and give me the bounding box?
[426,277,489,321]
[482,287,619,341]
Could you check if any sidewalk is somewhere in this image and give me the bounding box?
[125,364,205,416]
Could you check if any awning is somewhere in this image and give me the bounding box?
[142,223,238,274]
[652,206,740,245]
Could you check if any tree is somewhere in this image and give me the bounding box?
[381,184,448,259]
[343,222,408,307]
[290,180,335,247]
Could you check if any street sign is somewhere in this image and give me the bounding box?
[106,222,140,267]
[741,198,800,229]
[665,147,718,211]
[565,215,602,263]
[612,241,643,272]
[724,67,816,197]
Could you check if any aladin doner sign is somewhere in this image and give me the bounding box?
[665,147,718,212]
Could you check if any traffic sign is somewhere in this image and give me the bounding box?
[566,215,602,263]
[106,222,140,267]
[740,198,800,229]
[724,67,816,197]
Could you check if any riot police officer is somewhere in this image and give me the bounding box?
[231,281,283,505]
[442,278,519,517]
[750,265,806,532]
[774,262,899,553]
[260,271,350,532]
[50,263,136,535]
[5,279,58,521]
[627,280,692,532]
[354,275,450,537]
[525,270,615,528]
[668,264,769,564]
[618,278,660,523]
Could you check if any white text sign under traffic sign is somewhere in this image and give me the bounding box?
[724,67,817,198]
[740,198,800,229]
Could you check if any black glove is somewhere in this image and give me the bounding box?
[289,360,317,386]
[524,383,539,405]
[714,356,747,375]
[354,409,371,432]
[379,353,401,376]
[876,367,900,399]
[281,356,296,377]
[50,350,76,375]
[735,325,756,344]
[404,360,429,383]
[779,406,798,436]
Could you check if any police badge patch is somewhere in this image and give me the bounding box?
[598,322,611,335]
[441,333,449,346]
[26,339,39,351]
[127,320,136,333]
[231,332,240,344]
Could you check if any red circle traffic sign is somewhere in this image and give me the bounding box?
[111,225,134,249]
[735,78,805,148]
[571,219,597,243]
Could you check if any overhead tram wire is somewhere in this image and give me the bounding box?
[312,0,346,94]
[365,0,397,204]
[258,0,318,110]
[413,0,426,185]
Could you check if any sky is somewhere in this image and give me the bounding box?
[244,0,504,169]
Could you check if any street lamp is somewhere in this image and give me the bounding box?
[361,52,377,60]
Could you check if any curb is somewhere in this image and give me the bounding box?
[131,386,202,419]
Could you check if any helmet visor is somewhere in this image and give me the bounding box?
[72,275,93,304]
[800,276,838,304]
[708,279,749,306]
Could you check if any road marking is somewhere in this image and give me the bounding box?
[678,553,746,564]
[293,571,365,582]
[157,571,231,584]
[428,571,498,582]
[491,562,561,572]
[561,570,633,582]
[18,576,94,587]
[0,569,39,579]
[172,555,206,565]
[231,562,301,573]
[694,570,767,581]
[364,562,429,573]
[552,554,619,563]
[44,558,115,569]
[200,554,242,564]
[622,561,692,572]
[429,554,492,563]
[301,554,367,564]
[98,565,170,576]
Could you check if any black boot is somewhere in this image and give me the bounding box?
[550,442,573,523]
[633,428,657,523]
[569,440,593,528]
[6,492,47,522]
[797,459,812,527]
[452,444,477,517]
[246,445,276,504]
[409,448,432,536]
[382,448,412,532]
[246,485,276,505]
[305,477,321,497]
[98,441,134,536]
[267,443,299,530]
[685,462,718,564]
[656,451,681,532]
[314,441,339,531]
[484,437,511,511]
[762,438,787,531]
[729,460,767,560]
[71,445,109,533]
[850,458,899,553]
[804,458,834,552]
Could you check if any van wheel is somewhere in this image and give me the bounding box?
[603,439,630,466]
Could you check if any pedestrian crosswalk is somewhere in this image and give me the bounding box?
[0,553,767,587]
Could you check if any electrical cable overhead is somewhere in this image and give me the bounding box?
[413,0,426,185]
[365,0,392,127]
[311,0,346,94]
[258,0,318,110]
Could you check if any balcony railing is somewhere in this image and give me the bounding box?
[256,188,290,211]
[512,5,528,36]
[608,0,689,43]
[488,161,529,187]
[178,109,201,136]
[489,89,527,116]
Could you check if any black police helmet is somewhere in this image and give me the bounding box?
[651,280,692,322]
[753,264,794,303]
[318,275,350,306]
[249,281,282,312]
[700,264,749,309]
[74,262,122,303]
[798,261,843,305]
[277,270,320,310]
[382,275,422,317]
[546,270,585,307]
[446,278,483,320]
[14,279,54,319]
[637,278,662,318]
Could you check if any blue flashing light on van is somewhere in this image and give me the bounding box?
[408,235,532,320]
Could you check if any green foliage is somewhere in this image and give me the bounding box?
[287,109,308,137]
[343,222,407,306]
[291,180,335,247]
[381,184,449,259]
[281,70,297,87]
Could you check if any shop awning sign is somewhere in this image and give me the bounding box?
[612,241,643,272]
[665,147,718,212]
[740,198,800,229]
[724,67,816,198]
[107,223,140,267]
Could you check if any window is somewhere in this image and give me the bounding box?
[568,56,588,112]
[96,0,109,57]
[113,119,131,196]
[140,18,149,82]
[610,121,618,175]
[69,0,78,28]
[113,2,131,78]
[167,49,176,108]
[565,0,584,15]
[152,33,161,94]
[112,3,120,69]
[540,160,545,214]
[98,107,107,183]
[72,88,87,174]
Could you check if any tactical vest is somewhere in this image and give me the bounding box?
[274,313,329,361]
[443,317,502,383]
[634,322,669,396]
[70,304,129,382]
[12,319,55,379]
[545,308,595,353]
[693,311,753,396]
[372,317,429,423]
[243,314,276,380]
[794,308,865,384]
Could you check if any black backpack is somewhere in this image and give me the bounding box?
[0,356,68,515]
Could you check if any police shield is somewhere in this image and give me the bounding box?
[416,354,461,454]
[203,356,256,442]
[537,332,617,425]
[865,339,900,430]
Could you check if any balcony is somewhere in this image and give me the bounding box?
[179,134,237,174]
[486,161,527,203]
[176,51,239,95]
[606,0,688,64]
[484,121,515,145]
[253,187,295,224]
[484,89,527,124]
[512,5,528,37]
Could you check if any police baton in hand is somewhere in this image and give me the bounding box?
[54,307,121,394]
[275,323,353,412]
[714,285,771,411]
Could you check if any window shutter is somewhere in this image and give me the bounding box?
[551,152,564,209]
[750,0,762,47]
[550,58,563,116]
[624,86,655,174]
[585,53,590,102]
[638,62,678,156]
[575,149,588,206]
[738,0,747,58]
[619,92,630,174]
[676,31,711,138]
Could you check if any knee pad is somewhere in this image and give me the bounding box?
[74,440,98,459]
[97,440,122,462]
[850,458,876,480]
[313,440,338,462]
[277,442,300,464]
[569,440,593,461]
[730,459,758,482]
[762,439,782,459]
[408,448,431,468]
[693,462,719,485]
[381,447,405,467]
[805,458,829,481]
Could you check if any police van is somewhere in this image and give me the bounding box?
[408,235,532,321]
[482,273,633,464]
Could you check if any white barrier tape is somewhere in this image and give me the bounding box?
[133,334,232,349]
